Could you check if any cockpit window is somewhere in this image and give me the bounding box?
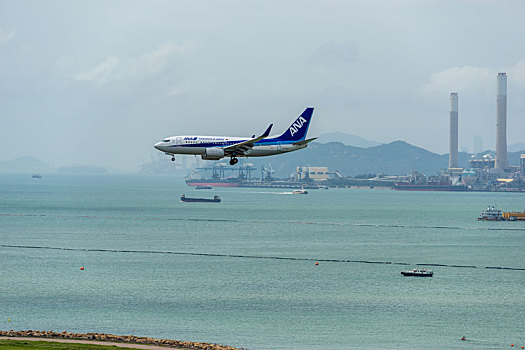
[162,139,170,142]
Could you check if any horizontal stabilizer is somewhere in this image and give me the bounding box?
[293,137,317,146]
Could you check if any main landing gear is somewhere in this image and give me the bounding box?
[229,157,238,166]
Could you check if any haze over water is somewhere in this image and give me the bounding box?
[0,174,524,349]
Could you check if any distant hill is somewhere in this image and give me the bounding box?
[0,156,54,173]
[316,132,380,148]
[243,141,478,177]
[509,150,525,165]
[0,157,110,175]
[58,165,108,174]
[509,143,525,153]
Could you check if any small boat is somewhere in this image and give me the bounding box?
[401,268,433,277]
[195,185,212,189]
[181,194,221,203]
[293,187,308,194]
[478,205,503,221]
[32,174,42,179]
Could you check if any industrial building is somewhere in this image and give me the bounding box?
[295,166,331,181]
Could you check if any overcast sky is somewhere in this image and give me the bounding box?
[1,0,524,171]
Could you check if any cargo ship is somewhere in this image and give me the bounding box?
[185,178,241,187]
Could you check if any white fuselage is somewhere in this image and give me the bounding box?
[154,135,306,157]
[154,107,315,162]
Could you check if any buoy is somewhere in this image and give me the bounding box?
[520,346,523,349]
[80,266,85,270]
[511,344,514,347]
[7,319,11,322]
[315,262,319,266]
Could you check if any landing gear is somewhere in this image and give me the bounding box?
[229,157,238,166]
[171,157,175,161]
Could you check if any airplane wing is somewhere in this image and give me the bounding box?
[223,124,273,155]
[293,137,317,146]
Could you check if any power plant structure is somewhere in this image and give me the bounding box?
[495,72,508,170]
[448,93,458,169]
[449,72,513,173]
[437,72,524,191]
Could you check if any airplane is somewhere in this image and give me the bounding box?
[154,107,316,166]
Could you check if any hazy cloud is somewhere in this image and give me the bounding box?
[506,60,525,89]
[73,41,198,85]
[0,27,15,44]
[74,56,120,83]
[420,61,525,96]
[167,85,187,96]
[420,65,494,96]
[121,41,197,80]
[308,41,360,66]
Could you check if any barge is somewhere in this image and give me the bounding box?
[180,194,221,203]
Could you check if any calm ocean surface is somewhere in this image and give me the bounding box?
[1,174,524,349]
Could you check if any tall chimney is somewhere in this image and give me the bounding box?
[449,93,458,169]
[495,73,508,170]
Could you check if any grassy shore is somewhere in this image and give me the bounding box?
[0,331,242,350]
[0,340,136,350]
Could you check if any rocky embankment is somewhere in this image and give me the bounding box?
[0,330,243,350]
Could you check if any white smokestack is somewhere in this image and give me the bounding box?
[449,93,458,169]
[495,73,508,170]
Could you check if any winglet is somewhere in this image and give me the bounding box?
[262,124,273,138]
[223,123,273,153]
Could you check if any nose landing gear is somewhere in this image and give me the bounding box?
[171,157,175,161]
[229,157,238,166]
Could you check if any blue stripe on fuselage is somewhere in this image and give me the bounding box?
[168,138,295,148]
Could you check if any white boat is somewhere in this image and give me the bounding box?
[401,268,433,277]
[293,187,308,194]
[478,206,503,221]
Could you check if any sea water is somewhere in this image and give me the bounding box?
[0,174,523,349]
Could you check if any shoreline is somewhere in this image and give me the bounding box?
[0,331,242,350]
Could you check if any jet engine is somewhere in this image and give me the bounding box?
[201,148,225,160]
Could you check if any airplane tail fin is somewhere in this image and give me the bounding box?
[275,107,314,142]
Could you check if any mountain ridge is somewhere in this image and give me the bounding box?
[244,140,524,177]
